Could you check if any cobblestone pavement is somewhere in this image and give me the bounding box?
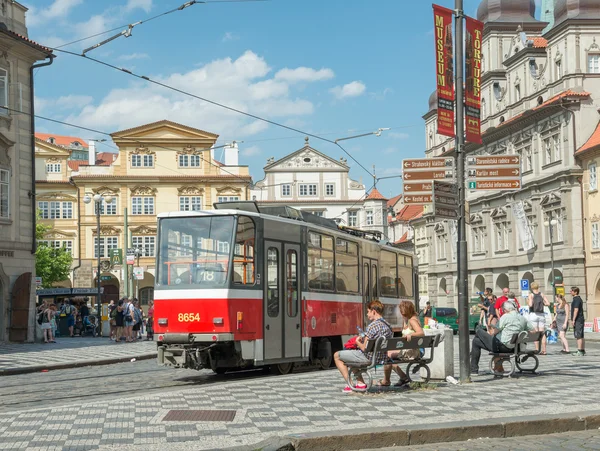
[367,430,600,450]
[0,338,157,372]
[0,339,598,450]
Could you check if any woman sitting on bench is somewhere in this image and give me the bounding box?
[379,301,424,387]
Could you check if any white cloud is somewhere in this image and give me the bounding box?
[389,132,409,140]
[275,67,334,83]
[242,145,262,157]
[27,0,83,27]
[222,32,239,42]
[55,95,94,110]
[329,81,366,100]
[65,51,324,139]
[125,0,153,13]
[118,53,150,61]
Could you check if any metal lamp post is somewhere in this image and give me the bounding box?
[83,193,113,334]
[544,214,558,300]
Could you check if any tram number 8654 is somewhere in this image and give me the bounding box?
[178,313,201,322]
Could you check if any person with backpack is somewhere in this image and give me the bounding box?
[527,282,550,354]
[62,299,76,338]
[123,298,135,343]
[40,304,57,343]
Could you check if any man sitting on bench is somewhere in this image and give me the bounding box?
[470,301,534,375]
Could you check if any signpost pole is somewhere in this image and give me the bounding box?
[95,202,102,335]
[124,207,129,298]
[455,0,471,383]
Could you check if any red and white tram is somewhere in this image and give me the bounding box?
[154,202,416,375]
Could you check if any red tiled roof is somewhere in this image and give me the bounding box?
[576,121,600,156]
[387,193,402,208]
[67,154,116,171]
[366,187,388,201]
[530,36,548,48]
[36,133,88,149]
[395,232,409,244]
[0,29,53,54]
[441,89,591,156]
[396,205,424,222]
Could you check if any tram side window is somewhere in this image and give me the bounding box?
[233,216,255,285]
[380,250,398,297]
[398,256,414,297]
[335,238,358,293]
[267,247,279,317]
[286,250,298,317]
[308,231,334,291]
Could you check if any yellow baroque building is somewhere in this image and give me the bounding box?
[35,120,251,305]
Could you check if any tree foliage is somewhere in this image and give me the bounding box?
[36,221,73,288]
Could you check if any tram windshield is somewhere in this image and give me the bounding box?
[157,216,235,288]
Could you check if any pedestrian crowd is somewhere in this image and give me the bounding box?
[333,285,587,392]
[108,298,154,343]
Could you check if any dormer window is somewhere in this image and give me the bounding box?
[48,137,55,144]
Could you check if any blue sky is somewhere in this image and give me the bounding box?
[28,0,492,196]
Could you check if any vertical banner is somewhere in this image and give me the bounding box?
[465,16,484,144]
[512,201,535,251]
[433,5,455,138]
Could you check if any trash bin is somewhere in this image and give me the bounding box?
[422,328,454,380]
[58,315,70,336]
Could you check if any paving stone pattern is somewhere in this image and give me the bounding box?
[370,430,600,451]
[0,338,156,371]
[0,345,598,450]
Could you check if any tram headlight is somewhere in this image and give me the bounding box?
[158,318,168,326]
[213,317,224,325]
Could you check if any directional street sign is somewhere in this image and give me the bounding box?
[403,157,454,170]
[403,182,433,193]
[468,167,521,178]
[468,180,521,190]
[403,194,432,204]
[403,170,455,181]
[433,180,459,220]
[466,155,520,166]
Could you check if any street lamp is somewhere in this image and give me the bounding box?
[84,192,114,334]
[543,214,558,300]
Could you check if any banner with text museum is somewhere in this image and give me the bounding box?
[465,15,484,144]
[433,4,455,138]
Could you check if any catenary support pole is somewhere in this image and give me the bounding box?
[124,207,129,298]
[455,0,471,383]
[96,202,102,334]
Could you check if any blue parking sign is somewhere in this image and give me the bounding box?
[520,279,530,291]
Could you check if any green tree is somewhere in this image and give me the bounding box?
[36,220,73,288]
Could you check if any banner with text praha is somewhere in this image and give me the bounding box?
[465,16,484,144]
[512,201,535,251]
[433,5,455,138]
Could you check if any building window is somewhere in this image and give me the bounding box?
[494,221,509,252]
[281,184,291,197]
[542,129,561,165]
[178,154,201,167]
[366,209,373,226]
[472,226,485,253]
[481,98,486,120]
[38,201,73,219]
[94,236,118,258]
[131,154,154,168]
[132,197,155,215]
[588,54,600,73]
[217,196,239,203]
[299,184,317,196]
[99,198,117,215]
[556,60,562,79]
[0,169,8,218]
[325,183,335,196]
[38,240,73,255]
[545,210,564,244]
[0,68,7,114]
[46,163,61,173]
[515,84,521,102]
[523,146,532,172]
[179,196,202,211]
[347,210,357,227]
[592,223,599,250]
[308,211,324,217]
[590,162,597,191]
[436,230,447,261]
[132,236,156,257]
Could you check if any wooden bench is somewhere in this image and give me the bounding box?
[488,330,544,377]
[345,333,443,391]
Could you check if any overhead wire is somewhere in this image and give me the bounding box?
[48,47,376,180]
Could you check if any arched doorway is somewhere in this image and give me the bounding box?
[522,272,534,285]
[496,273,509,293]
[548,269,563,291]
[473,275,485,294]
[137,272,155,306]
[98,274,120,304]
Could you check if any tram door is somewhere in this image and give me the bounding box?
[362,258,379,323]
[263,241,302,360]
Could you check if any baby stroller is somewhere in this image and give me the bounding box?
[82,315,98,337]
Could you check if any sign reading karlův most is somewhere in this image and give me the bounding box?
[466,155,522,191]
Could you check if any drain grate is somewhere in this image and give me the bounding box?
[162,410,236,422]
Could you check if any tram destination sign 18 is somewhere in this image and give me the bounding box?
[466,154,522,191]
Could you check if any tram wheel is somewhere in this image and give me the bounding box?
[212,368,228,375]
[317,338,333,370]
[270,362,294,375]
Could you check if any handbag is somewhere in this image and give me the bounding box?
[550,320,557,330]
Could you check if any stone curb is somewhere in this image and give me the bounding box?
[0,352,157,376]
[242,410,600,451]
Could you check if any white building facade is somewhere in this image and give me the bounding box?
[415,0,600,311]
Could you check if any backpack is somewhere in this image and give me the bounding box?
[110,306,117,319]
[37,311,44,325]
[64,305,72,315]
[532,292,545,313]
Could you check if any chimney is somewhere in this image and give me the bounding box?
[224,142,239,166]
[88,140,96,166]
